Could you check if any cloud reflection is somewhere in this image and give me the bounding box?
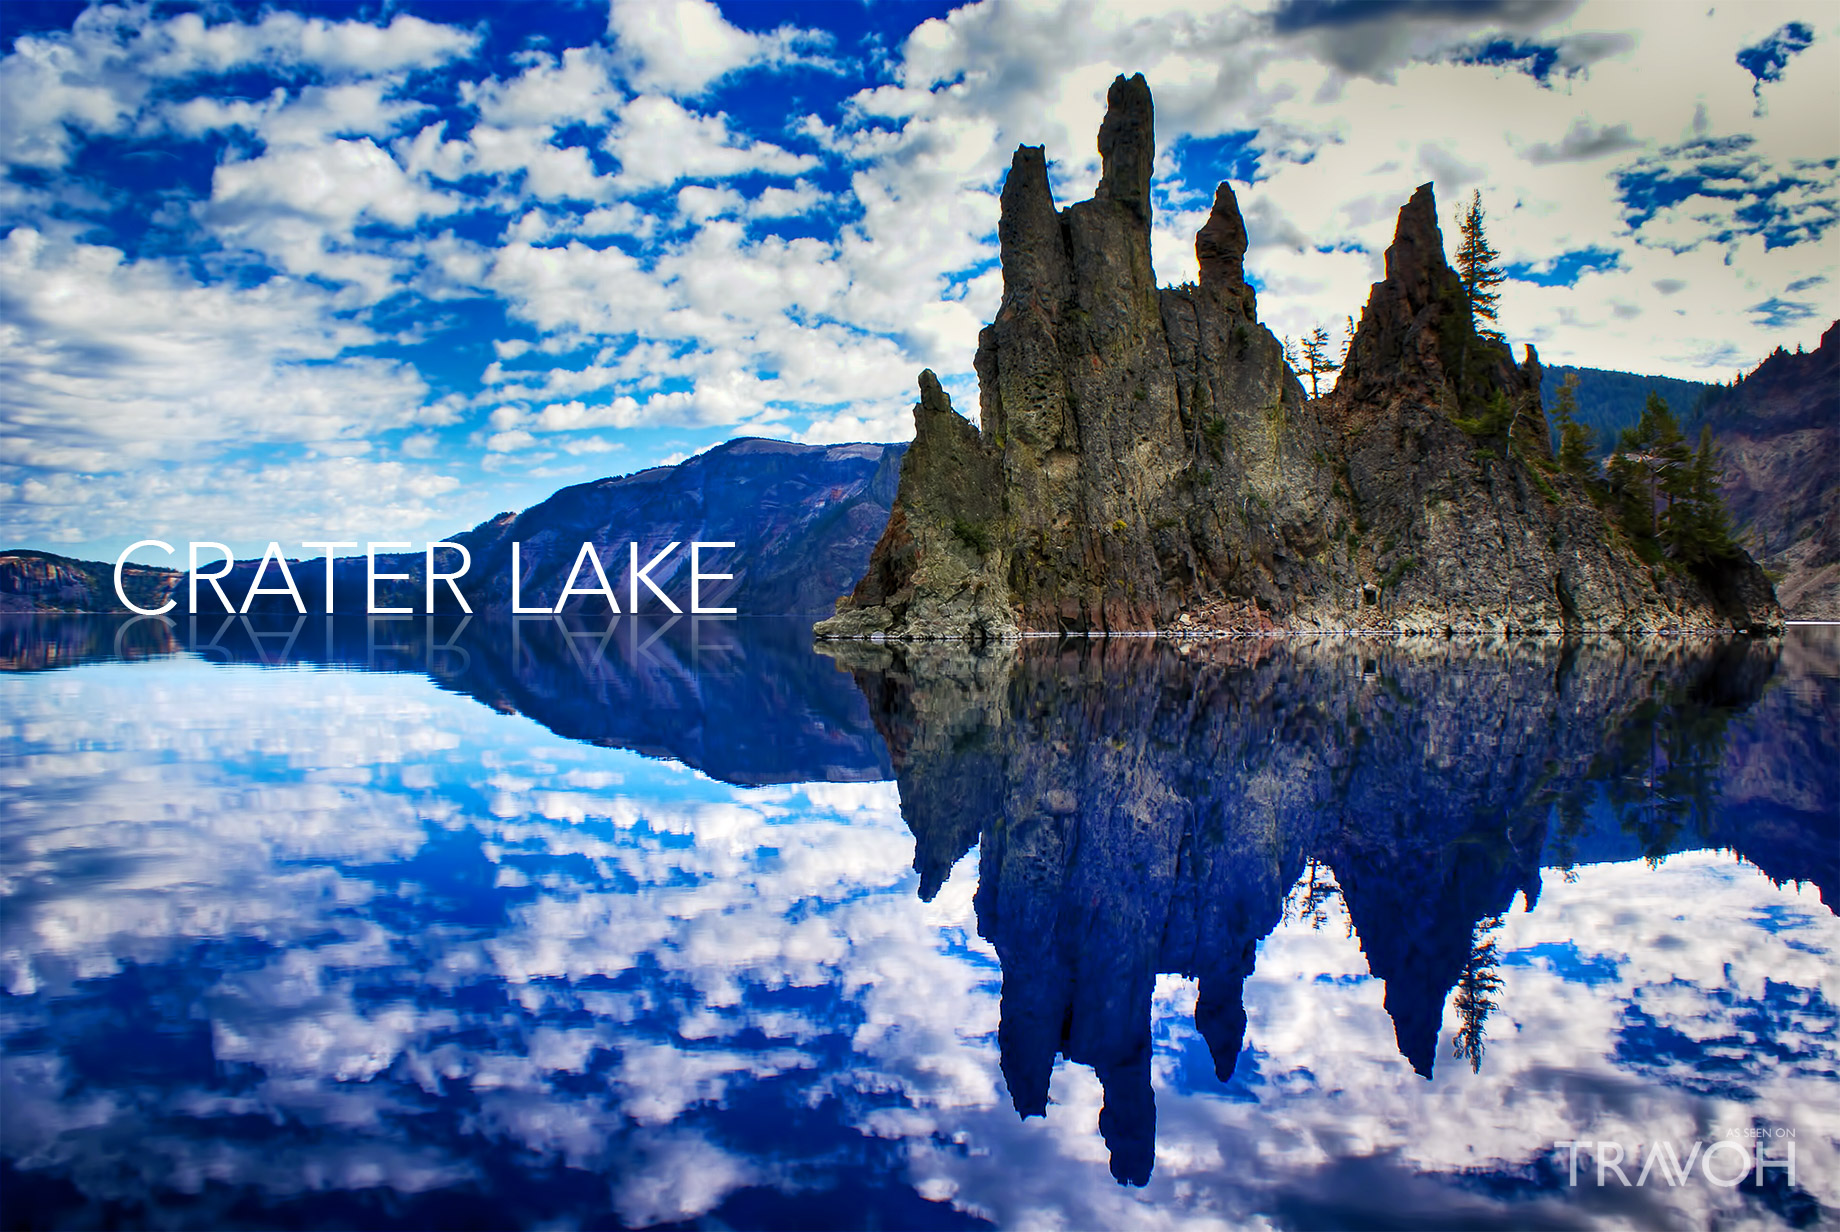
[0,640,1835,1229]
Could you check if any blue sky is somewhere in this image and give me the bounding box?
[2,0,1835,561]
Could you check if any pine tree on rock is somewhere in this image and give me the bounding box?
[1682,426,1737,564]
[1551,372,1595,476]
[1300,325,1339,398]
[1605,391,1739,570]
[1648,395,1694,549]
[1454,189,1506,341]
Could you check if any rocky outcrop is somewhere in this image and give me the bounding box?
[1319,185,1777,634]
[819,373,1014,638]
[818,75,1780,639]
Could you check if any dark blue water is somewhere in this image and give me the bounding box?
[1,616,1834,1230]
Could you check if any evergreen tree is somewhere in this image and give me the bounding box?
[1300,325,1339,398]
[1288,859,1339,930]
[1341,315,1355,364]
[1454,189,1506,341]
[1606,445,1649,544]
[1605,392,1738,567]
[1646,394,1693,549]
[1450,916,1506,1074]
[1682,426,1736,563]
[1551,372,1594,475]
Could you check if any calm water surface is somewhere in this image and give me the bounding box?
[1,616,1835,1230]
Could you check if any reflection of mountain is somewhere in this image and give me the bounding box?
[444,615,892,785]
[1707,626,1840,909]
[0,612,182,669]
[827,634,1833,1185]
[0,613,890,786]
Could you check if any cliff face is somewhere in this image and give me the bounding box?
[1696,321,1839,619]
[818,75,1780,639]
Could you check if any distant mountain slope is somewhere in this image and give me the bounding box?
[0,438,905,619]
[1539,325,1838,620]
[452,437,904,617]
[0,549,180,614]
[1693,321,1839,619]
[1539,365,1716,457]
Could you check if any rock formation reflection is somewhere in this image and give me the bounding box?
[829,634,1836,1186]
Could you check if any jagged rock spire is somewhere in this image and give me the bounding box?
[1385,182,1445,288]
[1196,182,1256,319]
[1339,181,1468,403]
[1095,73,1154,222]
[916,367,952,417]
[997,145,1070,310]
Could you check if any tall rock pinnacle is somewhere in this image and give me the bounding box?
[1195,182,1255,319]
[996,145,1070,313]
[1094,73,1154,222]
[1339,182,1466,404]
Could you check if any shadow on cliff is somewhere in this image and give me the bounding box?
[825,633,1834,1186]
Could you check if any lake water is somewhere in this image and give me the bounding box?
[2,615,1835,1230]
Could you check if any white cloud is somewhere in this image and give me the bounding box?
[0,225,463,549]
[0,6,479,171]
[606,0,830,98]
[0,227,431,464]
[0,24,144,169]
[142,9,479,78]
[166,80,427,147]
[750,180,828,219]
[468,45,625,130]
[212,142,427,231]
[605,94,818,190]
[486,428,536,453]
[485,238,674,337]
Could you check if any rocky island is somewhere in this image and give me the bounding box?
[817,75,1780,640]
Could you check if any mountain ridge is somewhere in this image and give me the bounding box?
[1,437,904,619]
